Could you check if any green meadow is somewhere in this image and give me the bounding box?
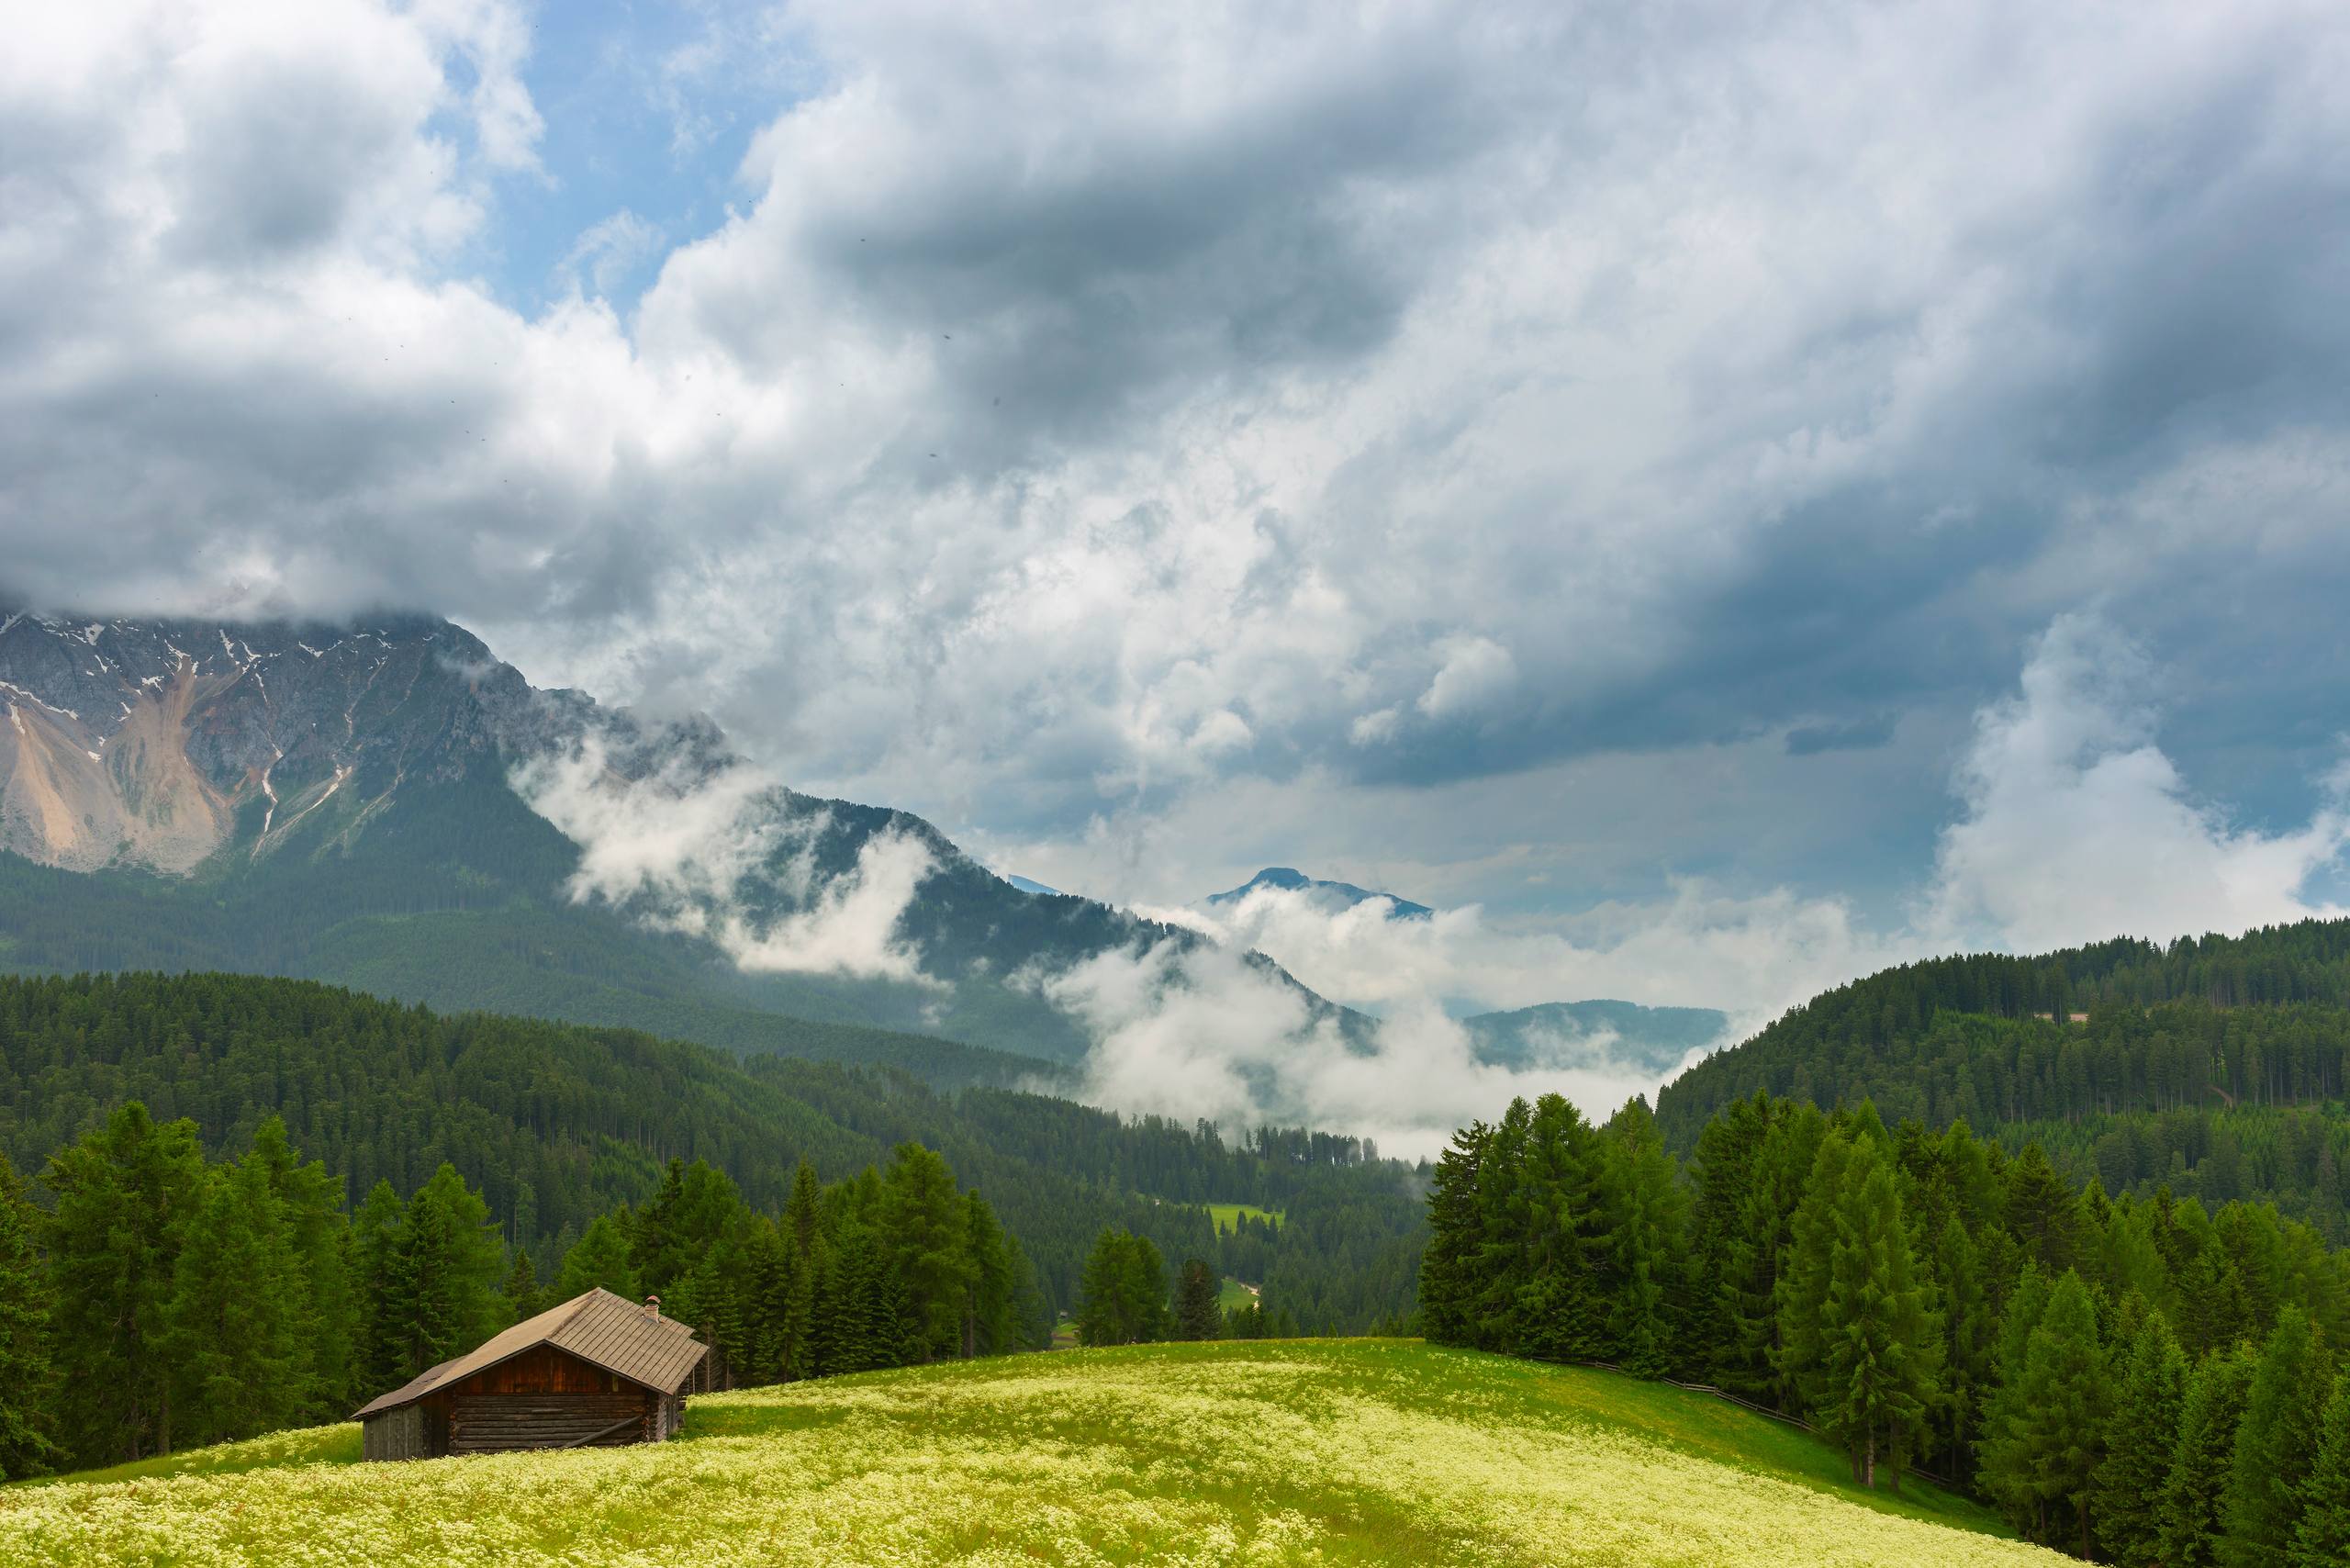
[1,1339,2060,1566]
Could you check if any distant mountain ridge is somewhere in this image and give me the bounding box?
[1461,1000,1729,1075]
[1206,866,1434,920]
[0,609,1356,1080]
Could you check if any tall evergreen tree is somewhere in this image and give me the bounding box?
[1174,1258,1221,1342]
[1775,1126,1860,1417]
[1075,1229,1169,1346]
[2162,1349,2256,1568]
[248,1118,352,1419]
[2294,1371,2350,1568]
[879,1143,970,1361]
[1418,1121,1486,1344]
[1817,1154,1942,1489]
[2221,1307,2333,1567]
[1980,1270,2109,1551]
[961,1193,1017,1357]
[348,1178,408,1402]
[557,1213,639,1300]
[0,1150,56,1479]
[381,1163,505,1383]
[41,1103,207,1462]
[1599,1097,1687,1377]
[165,1154,308,1447]
[2094,1308,2189,1568]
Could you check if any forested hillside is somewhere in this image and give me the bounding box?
[1655,921,2350,1236]
[0,973,1425,1334]
[1423,1088,2350,1562]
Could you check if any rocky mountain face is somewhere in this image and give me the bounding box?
[0,612,544,872]
[0,608,1270,1070]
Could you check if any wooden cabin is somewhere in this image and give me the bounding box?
[354,1287,707,1461]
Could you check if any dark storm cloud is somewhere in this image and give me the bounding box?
[6,0,2350,924]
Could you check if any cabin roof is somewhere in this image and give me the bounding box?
[352,1287,706,1419]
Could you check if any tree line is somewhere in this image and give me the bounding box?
[1069,1227,1314,1346]
[0,1103,1042,1477]
[0,971,1427,1329]
[1420,1089,2350,1562]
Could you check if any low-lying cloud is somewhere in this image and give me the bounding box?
[511,733,939,986]
[1041,615,2350,1154]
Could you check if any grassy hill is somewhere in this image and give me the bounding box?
[0,1341,2060,1566]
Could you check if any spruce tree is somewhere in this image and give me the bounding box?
[557,1214,640,1300]
[249,1118,351,1419]
[348,1178,408,1402]
[1175,1258,1222,1341]
[2293,1371,2350,1568]
[1775,1126,1858,1418]
[2161,1348,2256,1568]
[1979,1270,2109,1551]
[41,1102,207,1462]
[879,1143,970,1361]
[962,1193,1017,1357]
[1817,1154,1943,1489]
[2005,1143,2079,1277]
[499,1249,546,1323]
[1515,1094,1605,1361]
[0,1151,56,1479]
[2220,1306,2332,1567]
[383,1163,505,1381]
[2093,1308,2188,1568]
[1418,1122,1486,1345]
[1600,1096,1687,1377]
[165,1154,307,1447]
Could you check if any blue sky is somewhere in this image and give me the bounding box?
[6,0,2350,1027]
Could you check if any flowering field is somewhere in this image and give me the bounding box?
[1,1339,2065,1566]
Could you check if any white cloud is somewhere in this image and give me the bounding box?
[510,733,940,985]
[1416,635,1516,720]
[1919,612,2350,952]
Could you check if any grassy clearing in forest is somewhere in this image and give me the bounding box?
[1205,1201,1282,1233]
[0,1339,2063,1566]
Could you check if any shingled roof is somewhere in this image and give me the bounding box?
[352,1287,707,1419]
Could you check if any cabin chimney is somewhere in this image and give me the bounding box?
[644,1294,660,1319]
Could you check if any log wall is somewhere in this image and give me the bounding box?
[448,1393,652,1453]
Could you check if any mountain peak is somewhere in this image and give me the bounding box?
[1206,866,1434,921]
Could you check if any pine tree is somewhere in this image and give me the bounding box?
[1471,1099,1536,1352]
[248,1118,351,1419]
[1175,1258,1221,1341]
[0,1150,56,1479]
[2093,1308,2188,1568]
[2220,1306,2332,1567]
[1514,1094,1606,1361]
[2161,1348,2255,1568]
[382,1164,505,1381]
[1600,1096,1687,1377]
[1817,1152,1943,1489]
[558,1214,640,1300]
[1718,1100,1823,1406]
[41,1102,207,1462]
[1775,1126,1859,1417]
[2293,1371,2350,1568]
[1684,1092,1767,1372]
[879,1143,970,1361]
[1979,1270,2109,1551]
[349,1178,408,1402]
[962,1193,1018,1357]
[1419,1121,1486,1344]
[165,1154,307,1447]
[2005,1144,2079,1277]
[499,1249,546,1323]
[1075,1229,1169,1346]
